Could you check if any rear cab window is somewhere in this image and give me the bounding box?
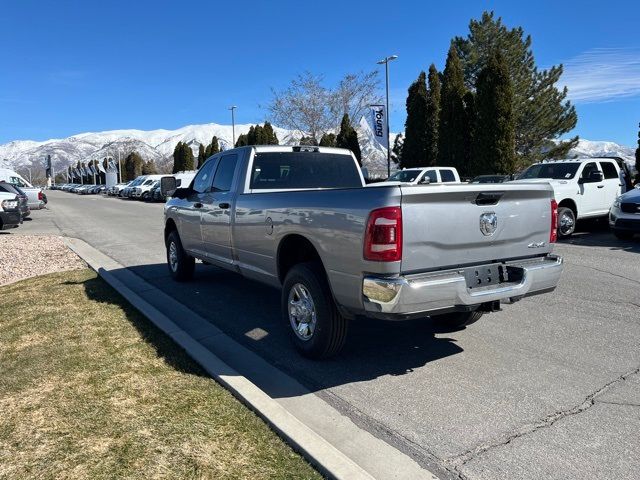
[249,152,362,191]
[212,154,238,192]
[439,169,456,182]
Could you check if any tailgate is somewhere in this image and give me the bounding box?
[400,183,554,273]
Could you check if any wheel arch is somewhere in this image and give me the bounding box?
[558,198,578,218]
[276,233,326,285]
[164,218,178,245]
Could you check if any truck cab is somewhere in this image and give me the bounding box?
[513,158,623,237]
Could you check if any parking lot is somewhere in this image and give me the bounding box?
[13,190,640,480]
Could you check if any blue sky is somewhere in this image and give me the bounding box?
[1,0,639,146]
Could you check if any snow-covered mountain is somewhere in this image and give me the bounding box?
[0,121,635,177]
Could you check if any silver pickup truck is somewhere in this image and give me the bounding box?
[161,145,563,358]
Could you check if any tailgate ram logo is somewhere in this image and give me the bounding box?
[479,212,498,236]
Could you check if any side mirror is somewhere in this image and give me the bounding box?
[160,176,177,196]
[420,176,431,185]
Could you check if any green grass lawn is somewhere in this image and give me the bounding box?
[0,269,322,480]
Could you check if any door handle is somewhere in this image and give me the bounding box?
[218,202,230,209]
[597,185,604,189]
[194,202,203,208]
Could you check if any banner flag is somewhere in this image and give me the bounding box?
[45,155,52,178]
[369,105,388,150]
[98,161,106,173]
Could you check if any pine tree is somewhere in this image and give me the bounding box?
[235,134,248,147]
[336,114,361,164]
[319,133,337,147]
[401,72,428,168]
[263,122,279,144]
[142,160,157,175]
[172,142,183,173]
[197,144,206,169]
[391,134,404,164]
[635,122,640,185]
[453,11,577,165]
[438,44,468,173]
[462,91,476,176]
[124,152,144,180]
[425,65,441,166]
[182,144,195,171]
[472,52,515,175]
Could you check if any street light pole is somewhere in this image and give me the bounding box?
[377,55,398,177]
[229,105,237,146]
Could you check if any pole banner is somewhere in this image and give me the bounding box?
[45,155,52,178]
[369,104,388,150]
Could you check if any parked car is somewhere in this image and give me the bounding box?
[512,158,623,238]
[0,181,30,218]
[131,176,163,200]
[149,183,163,202]
[0,168,45,209]
[609,185,640,240]
[121,176,150,198]
[471,175,510,184]
[382,167,461,185]
[0,191,22,230]
[162,145,563,359]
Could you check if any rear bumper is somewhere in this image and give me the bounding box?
[362,255,563,320]
[0,210,22,229]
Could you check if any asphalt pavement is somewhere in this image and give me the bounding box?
[12,191,640,480]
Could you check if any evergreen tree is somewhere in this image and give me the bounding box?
[235,134,248,147]
[438,44,468,173]
[336,114,362,164]
[182,144,195,171]
[635,122,640,184]
[124,152,144,181]
[197,144,206,169]
[401,71,429,168]
[453,11,577,165]
[172,142,184,173]
[263,122,279,144]
[319,133,337,147]
[425,65,441,166]
[142,160,157,175]
[472,52,515,175]
[462,91,476,176]
[391,134,404,164]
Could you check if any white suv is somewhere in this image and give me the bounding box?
[513,158,623,238]
[383,167,461,185]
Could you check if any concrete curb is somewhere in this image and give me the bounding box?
[64,236,439,480]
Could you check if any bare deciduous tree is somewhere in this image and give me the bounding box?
[267,70,381,143]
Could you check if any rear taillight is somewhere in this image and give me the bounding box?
[550,199,558,243]
[38,191,43,200]
[364,207,402,262]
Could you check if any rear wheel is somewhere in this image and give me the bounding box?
[613,230,634,240]
[282,262,347,359]
[142,192,149,201]
[557,207,576,238]
[432,310,484,329]
[166,230,195,281]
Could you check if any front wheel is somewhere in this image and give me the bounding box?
[432,310,484,329]
[166,230,195,281]
[142,192,149,201]
[282,262,347,359]
[557,207,576,238]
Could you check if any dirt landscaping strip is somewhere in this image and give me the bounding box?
[0,269,322,480]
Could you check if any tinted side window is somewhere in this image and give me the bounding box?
[9,176,26,188]
[212,154,238,192]
[422,170,437,183]
[440,169,456,182]
[581,162,598,179]
[599,161,618,179]
[192,160,216,193]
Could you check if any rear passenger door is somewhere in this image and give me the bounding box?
[201,153,240,265]
[598,160,622,210]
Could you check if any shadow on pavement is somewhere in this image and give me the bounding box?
[119,262,463,395]
[560,220,640,253]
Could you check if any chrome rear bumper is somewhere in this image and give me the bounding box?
[362,255,563,318]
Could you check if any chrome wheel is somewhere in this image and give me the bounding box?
[559,210,575,236]
[168,241,179,272]
[288,283,317,341]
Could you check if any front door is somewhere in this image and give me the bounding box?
[201,153,239,265]
[178,159,216,254]
[576,162,604,217]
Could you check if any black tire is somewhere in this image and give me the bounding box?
[432,310,484,329]
[166,230,195,281]
[281,262,347,359]
[557,206,576,238]
[142,192,149,201]
[613,230,634,241]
